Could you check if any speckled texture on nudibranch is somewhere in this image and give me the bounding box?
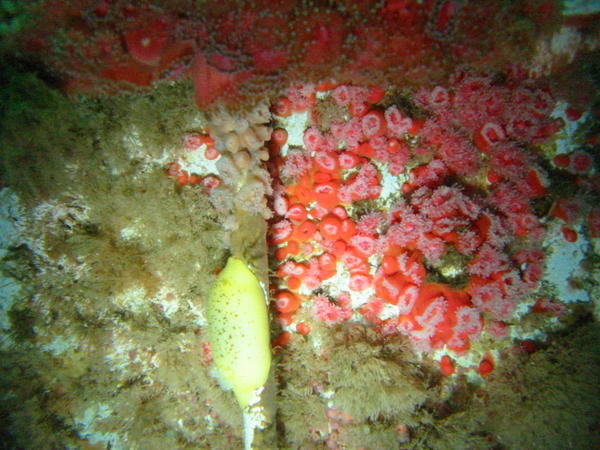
[206,256,271,410]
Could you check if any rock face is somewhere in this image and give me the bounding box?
[2,1,600,449]
[18,0,574,108]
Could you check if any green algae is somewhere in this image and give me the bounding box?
[278,324,438,448]
[0,67,244,448]
[415,320,600,450]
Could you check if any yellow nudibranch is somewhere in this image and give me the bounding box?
[206,256,271,410]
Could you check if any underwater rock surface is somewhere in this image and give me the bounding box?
[0,1,599,449]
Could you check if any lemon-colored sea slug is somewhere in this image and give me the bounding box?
[206,256,271,410]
